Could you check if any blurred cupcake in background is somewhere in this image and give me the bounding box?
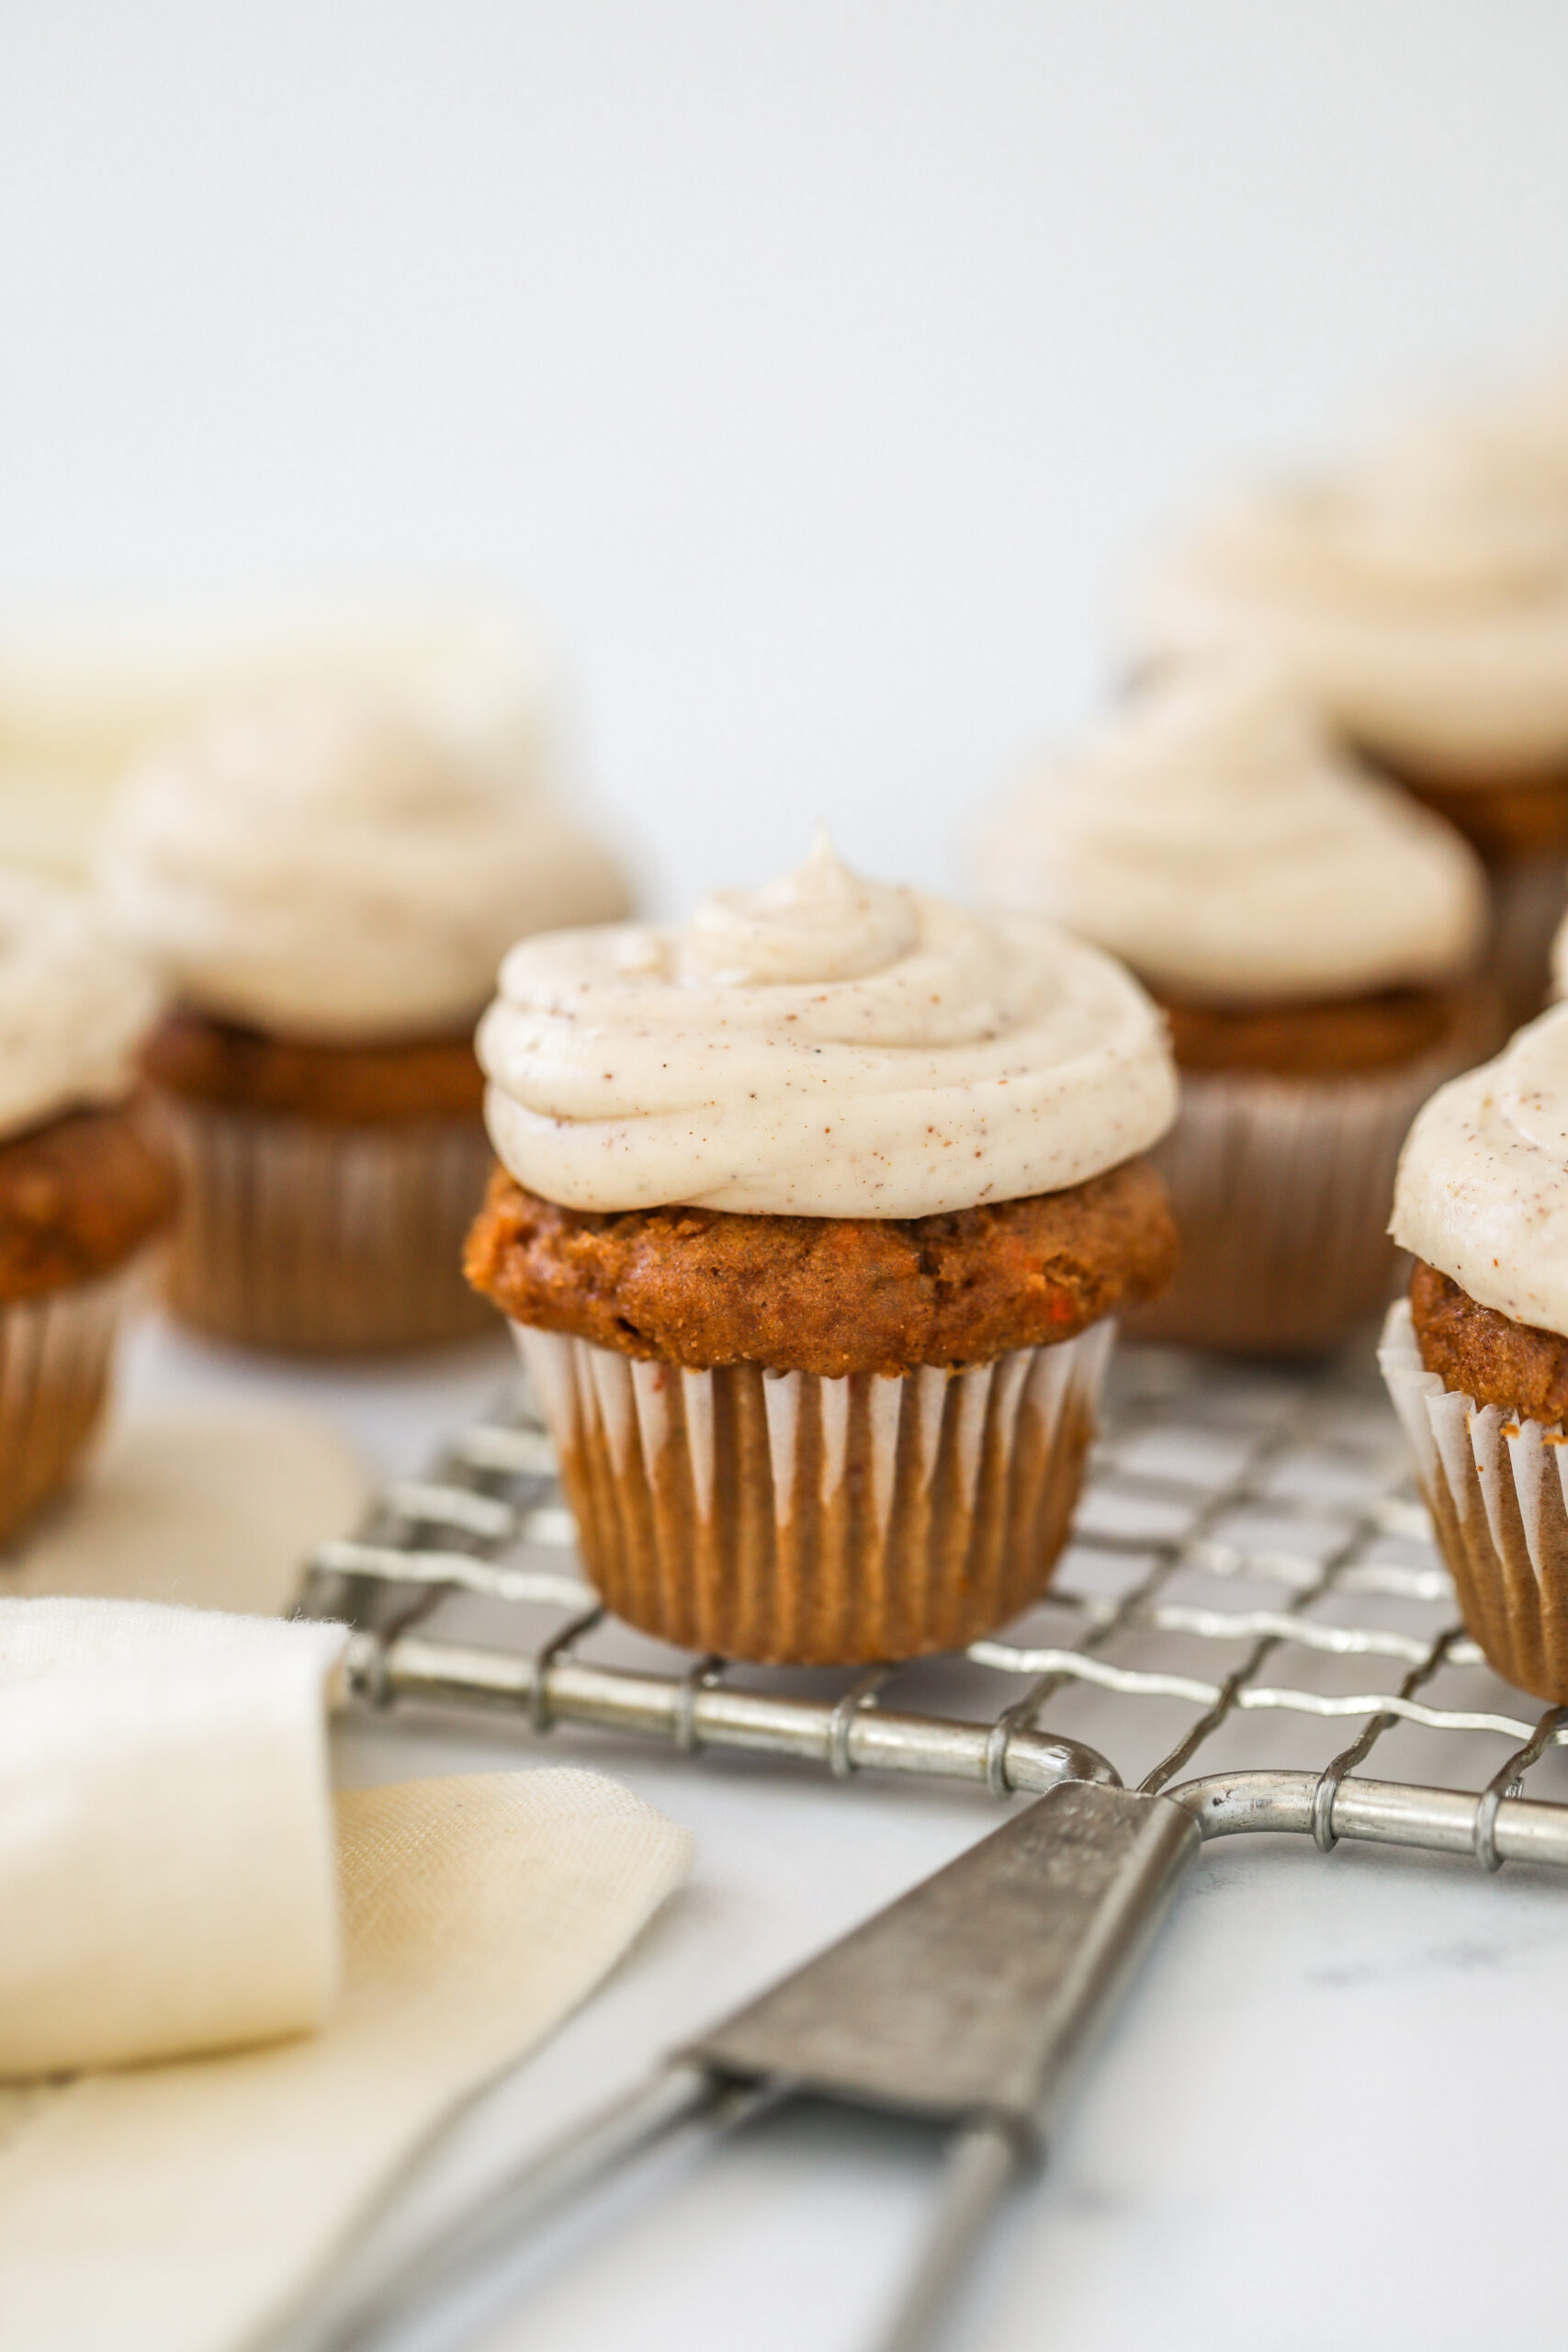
[1366,358,1568,525]
[102,692,630,1354]
[465,837,1179,1665]
[1128,394,1568,1023]
[0,607,549,880]
[0,875,175,1541]
[974,661,1492,1354]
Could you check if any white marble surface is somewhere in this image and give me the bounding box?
[118,1311,1568,2352]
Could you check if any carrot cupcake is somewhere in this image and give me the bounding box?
[101,692,630,1353]
[0,606,548,880]
[0,874,175,1542]
[1382,1001,1568,1701]
[1129,422,1568,1023]
[465,837,1179,1665]
[975,662,1492,1353]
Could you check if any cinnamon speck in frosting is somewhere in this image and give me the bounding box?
[477,836,1178,1218]
[1393,1001,1568,1335]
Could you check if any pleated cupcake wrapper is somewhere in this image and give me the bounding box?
[0,1258,148,1547]
[151,1093,497,1354]
[1380,1297,1568,1704]
[1130,1028,1488,1355]
[513,1319,1113,1666]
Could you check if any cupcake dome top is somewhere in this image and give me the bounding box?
[1130,442,1568,782]
[0,873,163,1142]
[477,836,1178,1218]
[974,662,1486,1006]
[1393,1002,1568,1336]
[101,693,630,1043]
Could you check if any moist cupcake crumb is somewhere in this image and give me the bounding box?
[142,1007,485,1124]
[465,1159,1178,1379]
[1408,1258,1568,1421]
[0,1104,176,1303]
[1161,980,1484,1080]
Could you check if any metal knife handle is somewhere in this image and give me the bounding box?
[693,1779,1200,2143]
[845,1781,1202,2352]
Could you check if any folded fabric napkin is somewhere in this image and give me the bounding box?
[0,1596,693,2352]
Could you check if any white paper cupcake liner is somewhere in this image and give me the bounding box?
[1486,851,1568,1032]
[1380,1296,1568,1702]
[1130,1025,1487,1355]
[513,1318,1115,1665]
[152,1095,497,1354]
[0,1259,147,1547]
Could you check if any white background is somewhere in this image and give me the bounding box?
[4,3,1568,910]
[10,10,1568,2349]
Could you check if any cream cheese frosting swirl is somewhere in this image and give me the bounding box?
[1368,362,1568,518]
[101,694,630,1042]
[974,664,1487,1004]
[0,607,547,881]
[1131,458,1568,782]
[1393,1002,1568,1335]
[0,873,163,1142]
[478,838,1178,1217]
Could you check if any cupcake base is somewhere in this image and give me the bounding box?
[1381,1297,1568,1703]
[152,1096,498,1354]
[514,1320,1113,1665]
[0,1261,145,1546]
[1129,1023,1488,1356]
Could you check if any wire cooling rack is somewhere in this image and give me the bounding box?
[299,1340,1568,1873]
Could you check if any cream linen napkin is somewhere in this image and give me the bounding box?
[0,1599,694,2352]
[4,1404,370,1614]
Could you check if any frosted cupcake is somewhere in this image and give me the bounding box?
[1130,424,1568,1022]
[975,663,1492,1353]
[0,607,548,880]
[1362,361,1568,537]
[465,839,1179,1665]
[1382,1002,1568,1701]
[102,693,629,1353]
[0,876,175,1541]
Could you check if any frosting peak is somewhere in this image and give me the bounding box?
[679,836,918,988]
[974,662,1487,1004]
[478,845,1177,1218]
[101,690,630,1042]
[1393,1003,1568,1335]
[0,873,163,1142]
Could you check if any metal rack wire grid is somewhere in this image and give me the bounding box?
[298,1340,1568,1873]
